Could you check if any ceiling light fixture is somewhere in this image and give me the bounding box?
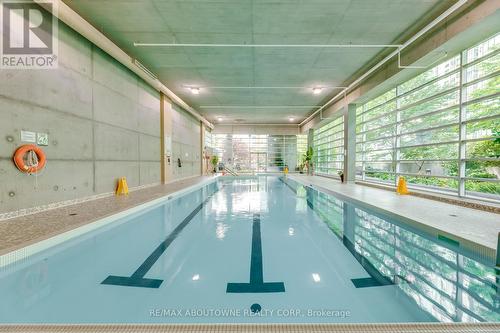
[312,87,323,95]
[289,117,295,122]
[190,87,200,95]
[217,117,223,122]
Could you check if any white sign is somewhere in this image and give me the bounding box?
[20,130,36,143]
[37,132,49,146]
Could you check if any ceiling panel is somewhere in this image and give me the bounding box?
[63,0,456,124]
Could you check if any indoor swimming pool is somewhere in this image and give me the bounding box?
[0,176,498,323]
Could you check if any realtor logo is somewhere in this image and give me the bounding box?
[1,0,58,69]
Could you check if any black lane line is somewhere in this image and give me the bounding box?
[102,187,218,289]
[226,213,285,293]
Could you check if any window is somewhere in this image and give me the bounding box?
[314,115,345,177]
[356,34,500,201]
[212,134,306,172]
[296,134,308,167]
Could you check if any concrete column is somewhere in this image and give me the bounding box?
[200,122,206,176]
[160,93,173,184]
[307,128,314,149]
[307,128,314,175]
[346,104,357,182]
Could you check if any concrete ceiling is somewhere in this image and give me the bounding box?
[63,0,457,124]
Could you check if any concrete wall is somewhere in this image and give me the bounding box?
[171,104,201,181]
[0,23,161,213]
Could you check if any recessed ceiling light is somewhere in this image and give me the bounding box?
[190,87,200,95]
[217,117,223,122]
[192,274,200,281]
[312,87,323,95]
[312,273,321,282]
[289,117,295,122]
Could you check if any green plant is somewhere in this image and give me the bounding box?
[210,155,219,171]
[305,146,314,161]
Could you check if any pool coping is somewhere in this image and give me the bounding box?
[0,323,498,332]
[287,175,499,262]
[0,176,219,269]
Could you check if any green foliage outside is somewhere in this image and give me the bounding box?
[362,48,500,198]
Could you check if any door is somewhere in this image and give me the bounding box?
[250,152,267,172]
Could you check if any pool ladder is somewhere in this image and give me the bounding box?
[224,165,239,176]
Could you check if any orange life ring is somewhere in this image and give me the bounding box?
[13,144,46,174]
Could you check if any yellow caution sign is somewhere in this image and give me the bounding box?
[116,177,129,195]
[284,166,289,176]
[396,177,409,195]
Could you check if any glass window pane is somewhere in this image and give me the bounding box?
[357,126,395,142]
[465,160,500,178]
[398,56,460,95]
[465,139,500,159]
[464,53,500,83]
[400,90,459,120]
[464,34,500,64]
[401,108,459,133]
[464,76,500,102]
[400,143,459,160]
[465,95,500,120]
[465,180,500,199]
[357,113,396,132]
[364,162,394,173]
[364,172,395,184]
[363,89,396,111]
[314,116,345,175]
[399,73,460,108]
[400,125,459,147]
[405,176,458,192]
[399,161,458,177]
[465,117,500,140]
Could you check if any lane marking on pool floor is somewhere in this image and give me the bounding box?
[226,213,285,293]
[101,187,220,289]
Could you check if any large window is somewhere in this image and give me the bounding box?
[356,34,500,201]
[213,134,306,173]
[314,116,345,177]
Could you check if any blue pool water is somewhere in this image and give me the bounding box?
[0,176,498,323]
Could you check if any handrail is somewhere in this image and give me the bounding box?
[224,165,239,176]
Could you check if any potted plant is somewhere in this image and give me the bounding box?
[304,147,314,175]
[210,155,219,173]
[338,170,344,183]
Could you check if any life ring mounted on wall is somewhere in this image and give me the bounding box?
[13,144,47,174]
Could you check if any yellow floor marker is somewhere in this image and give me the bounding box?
[396,177,409,195]
[116,177,129,195]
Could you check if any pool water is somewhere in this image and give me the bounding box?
[0,176,498,323]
